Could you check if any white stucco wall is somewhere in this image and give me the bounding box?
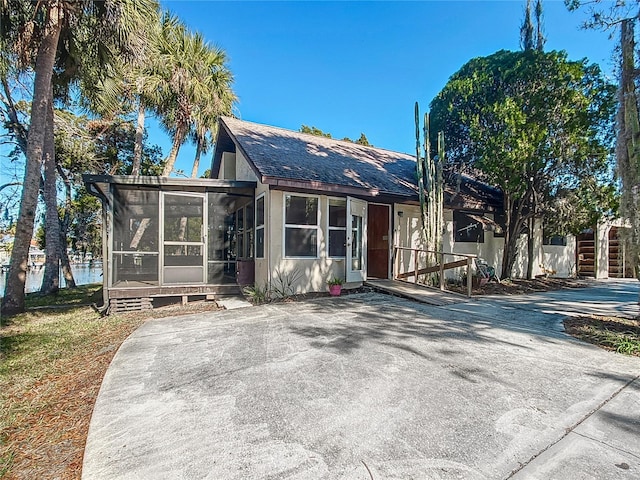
[540,236,577,278]
[235,150,258,182]
[266,191,351,296]
[493,218,575,279]
[392,204,424,282]
[495,218,576,279]
[394,208,576,279]
[393,204,423,249]
[595,221,611,279]
[216,151,258,182]
[442,210,502,270]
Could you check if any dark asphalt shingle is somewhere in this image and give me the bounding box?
[221,117,419,198]
[219,117,503,209]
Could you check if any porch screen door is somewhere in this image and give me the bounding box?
[346,197,367,282]
[162,193,206,284]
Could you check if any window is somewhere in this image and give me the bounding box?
[454,210,484,243]
[543,232,567,246]
[245,202,254,258]
[493,212,506,238]
[112,187,159,286]
[235,202,254,259]
[284,194,319,257]
[328,198,346,257]
[255,195,265,258]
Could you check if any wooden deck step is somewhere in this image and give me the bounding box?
[365,279,466,306]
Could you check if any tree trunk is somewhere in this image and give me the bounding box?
[40,90,61,295]
[501,188,531,280]
[2,6,63,315]
[501,195,515,279]
[191,137,203,178]
[57,164,76,288]
[526,217,535,280]
[161,126,186,176]
[619,19,640,287]
[502,235,519,280]
[132,97,145,175]
[59,242,75,288]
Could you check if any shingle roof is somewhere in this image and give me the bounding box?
[217,117,419,199]
[213,117,503,210]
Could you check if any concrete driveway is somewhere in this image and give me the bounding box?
[83,280,640,479]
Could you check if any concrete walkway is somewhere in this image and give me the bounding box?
[83,279,640,479]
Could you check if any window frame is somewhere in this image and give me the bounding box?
[454,210,485,243]
[543,232,567,246]
[327,197,347,258]
[283,193,320,258]
[235,202,254,260]
[255,193,265,259]
[245,202,254,258]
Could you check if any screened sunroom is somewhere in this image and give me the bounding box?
[84,175,256,312]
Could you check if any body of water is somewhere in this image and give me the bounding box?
[0,262,103,294]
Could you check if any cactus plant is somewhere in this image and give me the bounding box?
[414,102,444,285]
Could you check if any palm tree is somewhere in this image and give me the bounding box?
[189,76,235,178]
[86,9,163,176]
[148,17,235,176]
[40,90,61,295]
[189,120,211,178]
[1,1,64,311]
[1,0,159,315]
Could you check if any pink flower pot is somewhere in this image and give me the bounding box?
[329,284,342,296]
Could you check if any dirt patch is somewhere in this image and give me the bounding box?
[479,277,591,295]
[125,298,222,318]
[564,315,640,356]
[448,277,591,296]
[242,286,375,305]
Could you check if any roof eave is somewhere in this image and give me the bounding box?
[82,174,257,190]
[261,175,418,203]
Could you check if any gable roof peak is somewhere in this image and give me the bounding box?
[217,116,419,199]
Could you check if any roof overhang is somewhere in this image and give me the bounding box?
[83,174,255,189]
[263,176,419,204]
[82,175,257,205]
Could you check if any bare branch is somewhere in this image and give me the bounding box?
[0,182,22,192]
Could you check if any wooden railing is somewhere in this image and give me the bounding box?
[393,246,477,297]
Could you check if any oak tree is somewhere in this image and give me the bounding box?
[430,49,615,279]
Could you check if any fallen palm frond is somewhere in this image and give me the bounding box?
[1,286,220,479]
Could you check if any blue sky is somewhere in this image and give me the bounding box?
[155,1,615,176]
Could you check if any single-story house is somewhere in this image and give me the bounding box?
[85,117,598,311]
[0,236,45,270]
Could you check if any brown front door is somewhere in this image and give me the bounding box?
[367,204,390,279]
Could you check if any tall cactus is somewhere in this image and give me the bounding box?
[415,103,426,224]
[435,131,444,253]
[415,102,444,283]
